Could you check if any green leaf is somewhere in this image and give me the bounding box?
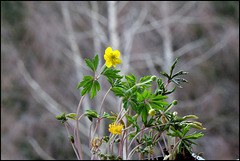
[137,92,144,102]
[184,132,204,140]
[182,141,193,153]
[130,73,137,82]
[171,78,183,88]
[103,68,123,79]
[166,132,178,137]
[139,75,152,83]
[163,86,176,95]
[85,59,95,72]
[177,141,183,153]
[182,115,199,121]
[171,70,189,78]
[83,75,94,81]
[170,58,178,77]
[77,76,94,89]
[111,87,125,97]
[160,72,170,79]
[95,80,101,91]
[101,66,108,75]
[66,113,77,120]
[185,139,199,146]
[77,80,88,89]
[125,114,134,124]
[81,80,93,96]
[149,102,166,111]
[141,106,148,125]
[182,125,191,136]
[85,110,100,119]
[102,112,110,118]
[91,81,97,99]
[170,126,182,138]
[174,78,188,84]
[93,54,99,71]
[150,93,168,101]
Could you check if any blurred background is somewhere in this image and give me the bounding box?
[1,1,239,160]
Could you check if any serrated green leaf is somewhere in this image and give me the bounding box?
[85,59,95,71]
[95,80,100,91]
[111,87,124,97]
[139,75,152,83]
[103,69,122,79]
[91,81,97,99]
[130,73,137,82]
[83,75,94,80]
[77,80,88,89]
[81,80,93,96]
[93,54,99,71]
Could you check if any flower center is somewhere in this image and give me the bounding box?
[111,54,116,59]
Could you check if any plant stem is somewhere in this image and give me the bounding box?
[64,122,80,160]
[76,94,86,160]
[167,128,173,160]
[96,88,111,137]
[104,134,115,154]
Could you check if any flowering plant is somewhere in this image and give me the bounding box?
[56,47,206,160]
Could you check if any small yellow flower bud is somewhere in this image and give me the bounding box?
[148,109,156,116]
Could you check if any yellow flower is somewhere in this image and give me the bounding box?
[104,47,122,68]
[109,122,123,135]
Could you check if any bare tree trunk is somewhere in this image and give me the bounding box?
[161,1,175,103]
[108,1,119,50]
[60,1,90,113]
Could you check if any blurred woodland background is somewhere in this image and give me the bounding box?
[1,1,239,160]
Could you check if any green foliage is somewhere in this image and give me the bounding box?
[56,112,68,125]
[58,53,205,160]
[84,110,100,121]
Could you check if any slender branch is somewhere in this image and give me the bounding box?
[65,123,80,160]
[76,94,86,160]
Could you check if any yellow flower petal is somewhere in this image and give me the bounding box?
[109,122,123,135]
[104,52,111,61]
[105,47,112,55]
[113,50,120,58]
[105,60,112,68]
[115,58,122,65]
[104,47,122,68]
